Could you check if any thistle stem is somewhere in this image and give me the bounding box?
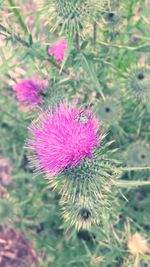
[121,166,150,171]
[113,180,150,188]
[0,23,29,47]
[134,256,140,267]
[97,40,150,52]
[93,22,97,46]
[76,32,80,51]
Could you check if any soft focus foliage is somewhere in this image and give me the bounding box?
[0,0,150,266]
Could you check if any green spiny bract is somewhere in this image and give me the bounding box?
[124,65,150,102]
[48,142,120,230]
[62,197,100,230]
[40,0,107,36]
[44,79,70,107]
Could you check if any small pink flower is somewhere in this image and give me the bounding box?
[27,103,101,177]
[48,39,67,62]
[14,77,47,109]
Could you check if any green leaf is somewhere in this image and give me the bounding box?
[29,34,33,45]
[81,53,105,100]
[80,41,88,51]
[7,0,29,35]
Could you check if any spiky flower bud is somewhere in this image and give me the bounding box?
[58,146,120,229]
[40,0,106,35]
[102,3,123,31]
[96,97,122,128]
[124,65,150,101]
[126,142,150,167]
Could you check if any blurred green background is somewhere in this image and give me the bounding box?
[0,0,150,266]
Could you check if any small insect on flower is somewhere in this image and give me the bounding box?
[13,77,48,109]
[75,105,93,123]
[75,112,88,123]
[48,39,67,62]
[27,103,100,177]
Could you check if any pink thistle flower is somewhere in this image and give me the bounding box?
[27,103,100,177]
[14,77,48,109]
[48,39,67,62]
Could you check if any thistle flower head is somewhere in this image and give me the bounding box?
[124,65,150,101]
[14,77,47,109]
[27,104,121,230]
[27,103,100,177]
[48,39,67,62]
[128,232,149,255]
